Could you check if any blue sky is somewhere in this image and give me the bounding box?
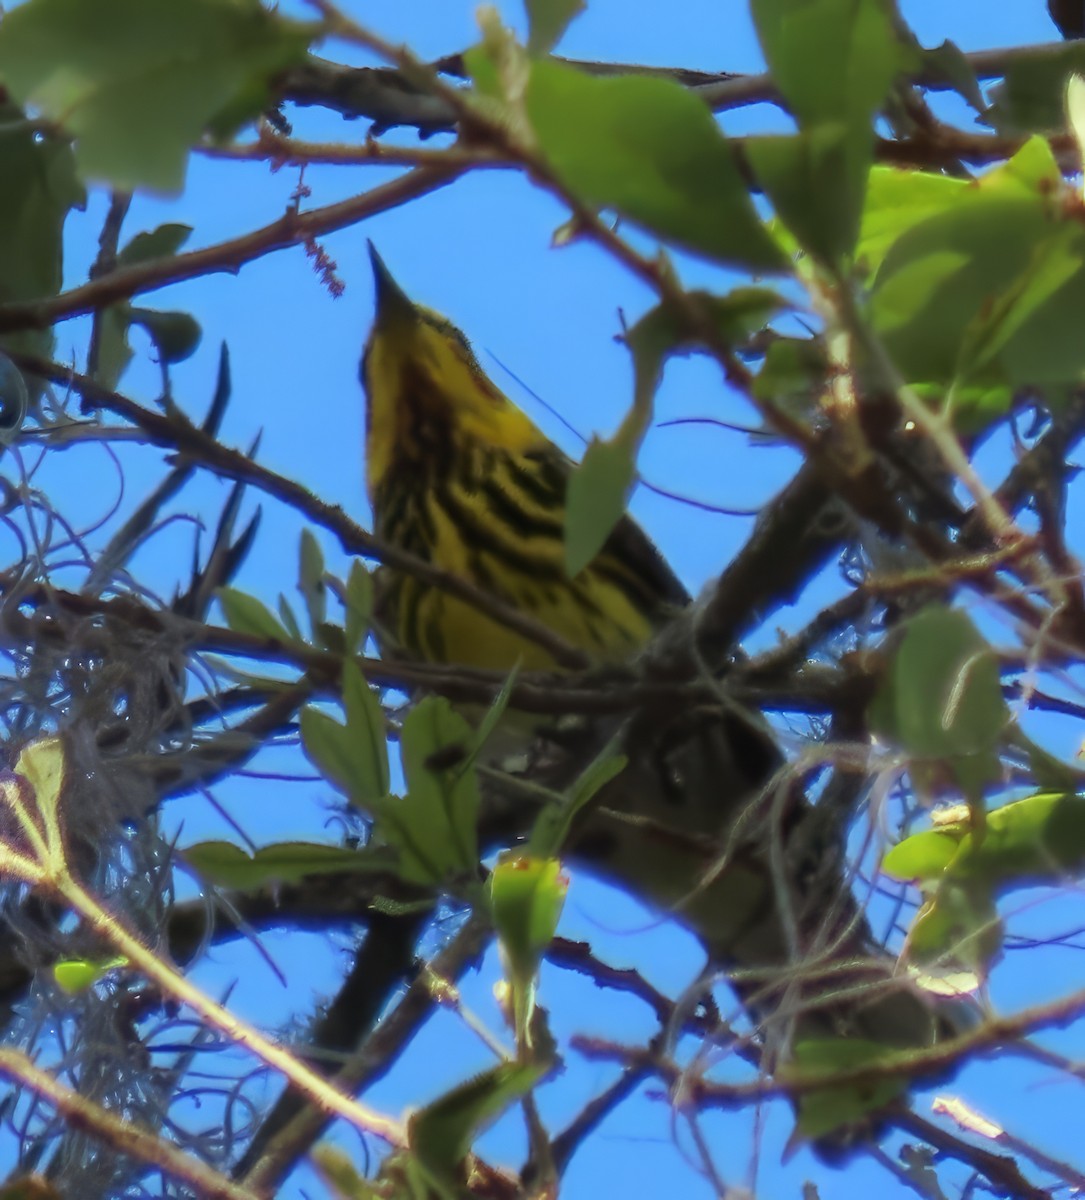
[8,2,1085,1197]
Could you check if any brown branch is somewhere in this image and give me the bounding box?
[548,1065,650,1177]
[892,1107,1052,1200]
[282,38,1083,133]
[238,912,493,1197]
[0,166,461,335]
[0,1050,260,1200]
[9,361,590,669]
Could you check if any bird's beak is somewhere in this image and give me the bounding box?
[368,241,418,329]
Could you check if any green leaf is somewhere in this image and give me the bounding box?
[300,661,389,807]
[906,882,1002,980]
[951,223,1085,390]
[491,855,567,980]
[529,742,627,857]
[180,839,380,888]
[344,560,374,653]
[985,42,1085,135]
[0,0,314,193]
[0,101,82,370]
[942,792,1085,886]
[525,60,785,271]
[491,853,567,1049]
[882,828,962,882]
[752,0,902,127]
[217,586,289,641]
[867,138,1081,394]
[750,0,902,262]
[128,307,202,363]
[377,697,479,885]
[95,303,134,391]
[887,791,1085,981]
[311,1145,380,1200]
[753,336,828,416]
[747,126,868,265]
[53,956,127,994]
[409,1061,545,1195]
[857,165,966,277]
[342,660,390,801]
[298,528,327,637]
[491,855,567,989]
[921,40,985,113]
[785,1038,910,1139]
[276,594,303,641]
[116,222,192,266]
[565,433,637,579]
[524,0,585,55]
[869,605,1008,778]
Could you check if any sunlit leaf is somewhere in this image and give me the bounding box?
[0,0,314,192]
[409,1062,545,1193]
[0,100,82,369]
[526,60,785,270]
[53,956,127,994]
[217,586,289,641]
[524,0,585,54]
[181,839,380,888]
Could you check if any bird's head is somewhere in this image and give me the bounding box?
[361,243,542,497]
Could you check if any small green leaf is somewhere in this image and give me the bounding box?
[342,660,390,802]
[311,1145,380,1200]
[526,60,785,271]
[344,560,374,653]
[906,883,1002,979]
[951,792,1085,885]
[14,737,66,827]
[747,126,868,265]
[753,337,828,415]
[491,855,567,980]
[882,829,962,882]
[750,0,902,262]
[409,1062,545,1194]
[129,307,202,363]
[565,434,637,579]
[524,0,585,54]
[53,956,127,994]
[0,100,82,371]
[277,594,303,641]
[491,856,567,1047]
[752,0,903,128]
[867,138,1078,397]
[985,42,1085,135]
[869,605,1008,789]
[530,742,627,857]
[376,697,479,885]
[94,303,134,390]
[298,528,327,636]
[785,1038,910,1139]
[922,40,985,113]
[300,662,388,808]
[0,0,314,192]
[217,586,289,641]
[116,222,192,266]
[180,839,379,888]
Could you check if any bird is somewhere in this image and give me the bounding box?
[359,244,965,1145]
[361,243,689,673]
